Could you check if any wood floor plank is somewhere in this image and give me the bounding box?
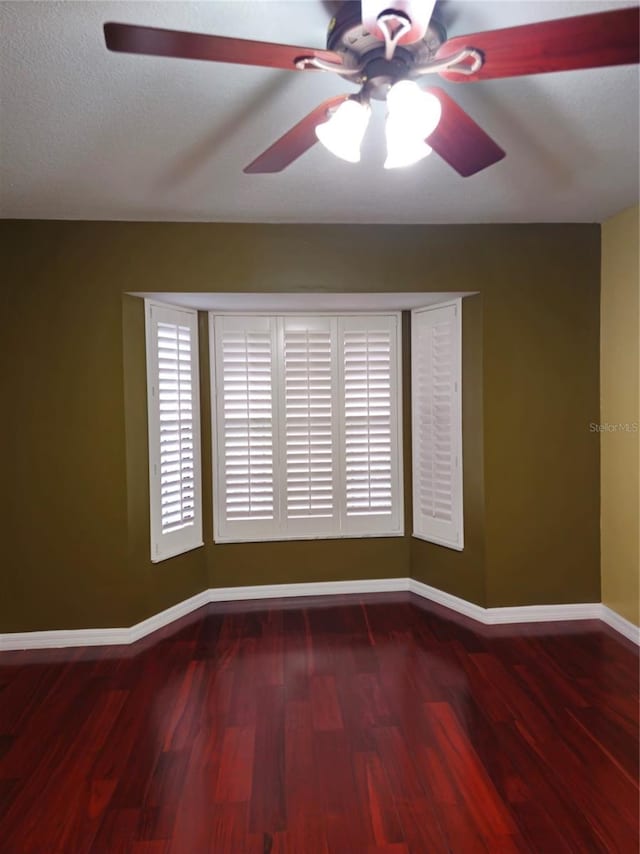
[0,592,637,853]
[425,701,519,847]
[248,685,286,836]
[310,674,344,732]
[214,725,255,803]
[354,751,404,846]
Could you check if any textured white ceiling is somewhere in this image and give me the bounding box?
[1,0,638,223]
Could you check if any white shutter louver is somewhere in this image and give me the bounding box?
[212,316,278,542]
[282,317,338,536]
[412,302,463,550]
[340,316,403,536]
[157,322,195,532]
[146,301,203,562]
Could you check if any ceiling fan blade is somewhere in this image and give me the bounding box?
[436,7,640,82]
[244,96,349,173]
[104,22,344,71]
[424,87,505,176]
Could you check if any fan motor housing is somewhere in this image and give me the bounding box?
[326,2,447,98]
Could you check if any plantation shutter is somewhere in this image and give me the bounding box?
[339,315,403,536]
[145,301,203,562]
[210,312,404,543]
[281,317,339,536]
[412,302,463,550]
[212,315,278,542]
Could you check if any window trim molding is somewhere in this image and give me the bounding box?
[411,298,464,551]
[209,311,404,544]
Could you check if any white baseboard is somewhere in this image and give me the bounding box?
[483,603,603,624]
[600,605,640,644]
[408,579,603,625]
[0,589,213,652]
[408,579,486,622]
[0,580,406,651]
[0,626,133,651]
[1,578,638,651]
[208,578,407,602]
[127,590,211,644]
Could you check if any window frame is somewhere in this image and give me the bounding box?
[209,311,404,544]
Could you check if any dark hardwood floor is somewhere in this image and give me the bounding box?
[0,593,638,853]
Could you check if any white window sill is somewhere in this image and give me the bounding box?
[213,531,405,545]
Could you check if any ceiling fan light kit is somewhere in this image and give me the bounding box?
[314,80,442,168]
[383,81,441,169]
[103,2,640,177]
[315,97,371,163]
[384,131,432,171]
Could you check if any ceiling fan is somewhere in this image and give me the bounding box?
[104,1,639,177]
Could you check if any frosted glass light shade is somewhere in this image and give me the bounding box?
[385,124,433,169]
[315,99,371,163]
[384,81,442,170]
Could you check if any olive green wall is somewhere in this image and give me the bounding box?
[600,205,639,626]
[412,238,602,610]
[1,221,601,632]
[483,235,601,607]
